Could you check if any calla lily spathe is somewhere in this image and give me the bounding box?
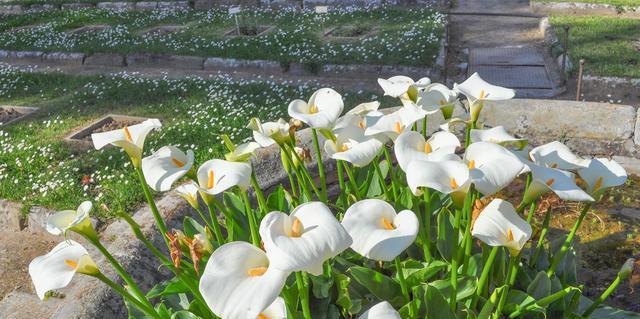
[378,76,430,101]
[342,199,418,262]
[463,142,524,196]
[334,101,381,133]
[226,141,260,162]
[578,158,627,199]
[91,118,162,167]
[288,88,344,129]
[325,126,384,167]
[416,83,459,118]
[358,301,402,319]
[141,146,194,192]
[259,297,287,319]
[406,160,470,206]
[199,241,289,319]
[523,163,594,204]
[394,130,460,172]
[259,202,352,275]
[196,159,252,196]
[529,141,590,171]
[46,201,93,236]
[453,73,515,121]
[472,199,532,256]
[175,182,201,209]
[29,240,99,300]
[470,126,527,150]
[365,104,426,141]
[248,118,290,147]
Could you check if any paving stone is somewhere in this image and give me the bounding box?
[126,53,204,70]
[0,199,23,232]
[84,53,126,67]
[42,52,85,66]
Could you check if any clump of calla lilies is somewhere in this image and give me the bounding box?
[29,73,637,319]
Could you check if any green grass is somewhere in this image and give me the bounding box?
[0,64,385,218]
[0,7,446,67]
[538,0,640,6]
[550,15,640,78]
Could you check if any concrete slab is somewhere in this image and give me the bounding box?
[469,46,545,66]
[469,65,554,89]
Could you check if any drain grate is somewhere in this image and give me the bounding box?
[468,65,553,89]
[469,46,545,66]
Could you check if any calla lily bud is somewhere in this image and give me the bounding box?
[619,258,635,280]
[281,149,292,174]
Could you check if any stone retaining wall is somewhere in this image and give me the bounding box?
[0,1,191,14]
[531,1,640,18]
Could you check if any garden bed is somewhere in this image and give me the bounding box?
[0,105,38,126]
[0,7,446,68]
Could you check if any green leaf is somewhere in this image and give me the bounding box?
[437,208,456,262]
[424,284,456,319]
[309,274,333,299]
[577,296,640,318]
[399,299,421,319]
[147,278,190,298]
[396,187,414,210]
[183,216,205,238]
[403,260,447,287]
[348,266,405,307]
[266,185,288,212]
[527,271,551,300]
[428,276,477,302]
[504,290,544,315]
[171,310,200,319]
[333,270,362,317]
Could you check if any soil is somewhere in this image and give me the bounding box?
[328,25,371,38]
[80,119,141,141]
[0,108,22,125]
[225,25,271,37]
[0,231,57,301]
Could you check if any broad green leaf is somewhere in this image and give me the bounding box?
[527,271,551,300]
[147,278,190,298]
[348,266,405,307]
[171,311,200,319]
[183,216,205,238]
[437,208,456,262]
[503,290,544,315]
[577,296,640,319]
[403,260,447,287]
[266,185,288,212]
[310,274,333,299]
[334,270,362,317]
[428,276,477,302]
[424,284,456,319]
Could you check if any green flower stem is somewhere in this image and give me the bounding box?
[372,157,393,201]
[547,203,592,278]
[461,191,478,272]
[395,257,415,318]
[241,191,261,247]
[476,246,499,301]
[284,143,322,201]
[525,200,538,223]
[311,128,328,202]
[191,205,214,232]
[336,158,346,202]
[342,161,361,200]
[86,236,152,311]
[450,208,463,313]
[493,256,520,319]
[92,272,160,319]
[119,213,172,267]
[382,146,399,200]
[250,169,268,216]
[509,286,579,318]
[465,120,477,148]
[134,166,169,249]
[286,169,299,199]
[530,209,552,266]
[422,117,428,138]
[205,204,225,244]
[422,189,433,262]
[582,276,622,317]
[296,272,312,319]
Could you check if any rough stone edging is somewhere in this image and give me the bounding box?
[0,50,445,82]
[0,1,192,15]
[531,1,640,18]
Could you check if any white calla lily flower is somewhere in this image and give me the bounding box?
[334,101,381,133]
[141,146,194,192]
[325,126,384,167]
[470,126,527,150]
[258,297,287,319]
[378,76,431,101]
[288,88,344,129]
[471,199,532,256]
[226,141,261,162]
[248,118,290,147]
[175,182,201,209]
[406,160,470,207]
[358,301,402,319]
[416,83,459,118]
[29,240,99,300]
[453,73,515,121]
[196,159,252,197]
[529,141,590,170]
[394,131,460,172]
[578,158,627,199]
[342,199,418,262]
[91,118,161,167]
[199,242,289,319]
[46,201,93,236]
[259,202,352,275]
[365,104,426,141]
[523,163,594,204]
[464,142,524,196]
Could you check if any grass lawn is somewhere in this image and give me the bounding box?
[550,15,640,78]
[0,7,445,67]
[0,63,384,218]
[538,0,640,6]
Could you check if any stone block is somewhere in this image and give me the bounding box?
[613,156,640,177]
[0,50,43,64]
[26,3,57,12]
[134,1,157,10]
[61,2,95,10]
[126,53,204,70]
[42,52,85,65]
[157,1,190,9]
[635,108,640,146]
[203,57,282,73]
[84,53,126,67]
[0,199,23,232]
[0,4,25,14]
[96,1,135,10]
